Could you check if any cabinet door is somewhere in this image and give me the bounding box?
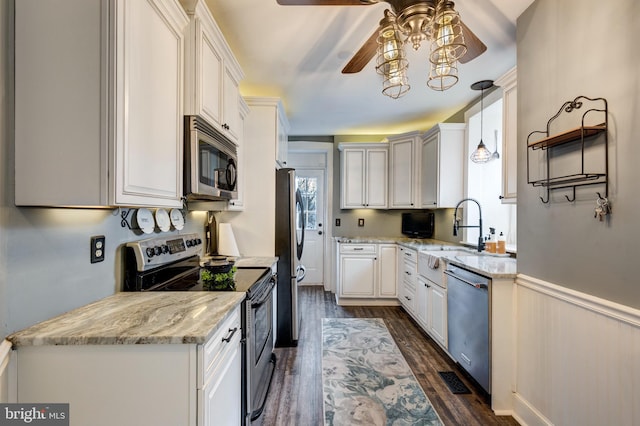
[365,148,388,208]
[340,255,376,297]
[429,285,447,348]
[416,277,430,328]
[377,245,397,297]
[276,108,289,167]
[420,133,439,207]
[228,97,248,211]
[199,21,223,129]
[115,0,186,207]
[341,149,366,208]
[499,69,517,204]
[200,334,242,426]
[222,65,240,141]
[390,137,417,208]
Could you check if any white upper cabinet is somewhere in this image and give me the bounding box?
[276,107,290,168]
[15,0,188,208]
[181,0,243,143]
[228,97,249,211]
[420,123,466,208]
[495,67,517,204]
[389,131,422,208]
[338,143,389,209]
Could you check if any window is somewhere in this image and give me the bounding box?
[296,176,317,230]
[465,97,517,249]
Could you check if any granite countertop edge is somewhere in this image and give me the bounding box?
[335,236,517,279]
[7,291,246,348]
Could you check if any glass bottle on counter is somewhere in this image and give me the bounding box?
[485,228,496,253]
[497,231,506,254]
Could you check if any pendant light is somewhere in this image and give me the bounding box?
[470,80,494,163]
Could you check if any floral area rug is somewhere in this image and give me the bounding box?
[322,318,443,426]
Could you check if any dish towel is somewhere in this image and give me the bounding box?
[426,253,440,269]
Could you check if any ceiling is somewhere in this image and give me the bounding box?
[204,0,534,136]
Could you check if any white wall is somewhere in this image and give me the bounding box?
[218,98,277,257]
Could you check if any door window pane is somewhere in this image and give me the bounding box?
[296,177,317,230]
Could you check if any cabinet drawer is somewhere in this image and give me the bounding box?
[401,281,416,313]
[199,305,241,387]
[400,247,417,262]
[340,244,376,254]
[402,258,417,284]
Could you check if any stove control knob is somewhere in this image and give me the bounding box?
[154,246,162,256]
[186,240,192,247]
[195,238,202,245]
[162,245,169,254]
[146,247,155,258]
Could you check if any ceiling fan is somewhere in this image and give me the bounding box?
[275,0,487,76]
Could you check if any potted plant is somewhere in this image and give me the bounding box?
[200,266,237,291]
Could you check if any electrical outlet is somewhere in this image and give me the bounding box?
[90,235,105,263]
[335,218,341,227]
[358,218,365,227]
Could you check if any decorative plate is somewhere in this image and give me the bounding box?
[155,209,171,232]
[169,208,185,230]
[136,208,155,234]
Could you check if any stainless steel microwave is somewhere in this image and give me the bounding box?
[184,115,238,201]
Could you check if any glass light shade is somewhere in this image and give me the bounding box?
[470,140,492,163]
[429,0,467,64]
[376,15,410,99]
[426,53,458,91]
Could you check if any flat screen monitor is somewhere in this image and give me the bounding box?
[401,212,434,238]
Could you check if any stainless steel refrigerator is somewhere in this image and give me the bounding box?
[275,168,305,347]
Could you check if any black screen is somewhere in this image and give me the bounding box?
[401,212,435,238]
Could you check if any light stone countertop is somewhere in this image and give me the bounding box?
[429,253,517,279]
[7,291,245,347]
[234,256,278,269]
[336,236,517,279]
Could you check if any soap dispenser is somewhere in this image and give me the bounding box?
[497,231,506,254]
[486,228,496,253]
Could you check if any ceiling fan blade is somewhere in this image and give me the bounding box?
[458,20,487,64]
[342,26,380,74]
[276,0,370,5]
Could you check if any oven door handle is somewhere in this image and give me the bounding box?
[251,280,276,308]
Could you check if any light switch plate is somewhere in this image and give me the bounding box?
[358,218,365,227]
[335,218,341,227]
[90,235,105,263]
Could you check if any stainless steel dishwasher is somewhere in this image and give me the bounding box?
[445,264,491,394]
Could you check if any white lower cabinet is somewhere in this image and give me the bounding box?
[429,284,447,346]
[14,306,242,426]
[398,247,418,314]
[337,243,398,304]
[199,306,242,425]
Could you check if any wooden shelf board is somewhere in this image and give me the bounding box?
[528,123,606,149]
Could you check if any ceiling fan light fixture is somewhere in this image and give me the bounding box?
[376,10,410,98]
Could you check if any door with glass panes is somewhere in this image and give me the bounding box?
[296,169,324,285]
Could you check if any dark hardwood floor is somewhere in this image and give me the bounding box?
[259,286,519,426]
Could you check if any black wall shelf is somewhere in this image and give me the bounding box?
[526,96,608,203]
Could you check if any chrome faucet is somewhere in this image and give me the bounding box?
[453,198,484,252]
